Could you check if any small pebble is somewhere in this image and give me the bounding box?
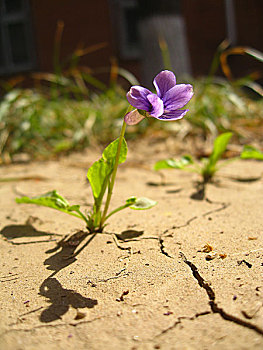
[205,252,217,260]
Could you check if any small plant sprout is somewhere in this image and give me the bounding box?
[200,132,233,183]
[154,132,233,184]
[240,145,263,160]
[16,70,193,234]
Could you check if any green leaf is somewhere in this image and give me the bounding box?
[130,197,157,210]
[154,155,193,171]
[102,137,127,165]
[241,145,263,160]
[208,132,232,167]
[202,132,232,182]
[125,196,137,205]
[68,204,81,211]
[87,158,111,200]
[87,137,128,205]
[16,190,83,219]
[105,197,137,220]
[16,190,69,208]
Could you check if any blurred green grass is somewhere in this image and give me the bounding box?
[1,31,262,163]
[185,77,263,136]
[0,75,262,163]
[0,85,127,160]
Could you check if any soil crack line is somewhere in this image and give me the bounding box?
[154,311,211,338]
[6,239,57,245]
[1,316,104,335]
[237,259,252,268]
[19,307,44,317]
[203,200,230,217]
[180,252,263,336]
[162,216,198,236]
[158,237,173,258]
[158,216,198,257]
[0,277,19,283]
[97,270,132,283]
[161,201,229,238]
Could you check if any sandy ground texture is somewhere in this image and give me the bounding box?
[0,140,263,350]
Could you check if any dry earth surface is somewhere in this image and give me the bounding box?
[0,138,263,350]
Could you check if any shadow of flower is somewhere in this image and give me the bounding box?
[39,277,98,323]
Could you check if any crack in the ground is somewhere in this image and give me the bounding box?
[154,311,211,338]
[161,200,229,238]
[237,259,252,268]
[162,216,198,236]
[158,237,174,258]
[1,316,104,335]
[157,215,198,259]
[203,199,230,217]
[180,252,263,336]
[7,239,58,245]
[97,271,132,283]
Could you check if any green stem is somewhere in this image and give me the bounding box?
[100,106,132,229]
[74,208,90,226]
[100,121,126,228]
[105,202,134,221]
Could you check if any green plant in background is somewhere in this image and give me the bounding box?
[168,42,263,143]
[220,45,263,96]
[154,155,194,172]
[200,132,233,182]
[1,34,263,163]
[2,76,261,163]
[0,87,131,160]
[183,74,263,140]
[0,22,141,162]
[154,132,233,184]
[240,145,263,160]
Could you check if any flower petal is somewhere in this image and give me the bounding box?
[156,109,189,121]
[153,70,176,99]
[147,94,164,118]
[124,109,145,125]
[126,86,152,111]
[163,84,194,110]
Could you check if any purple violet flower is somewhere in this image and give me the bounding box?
[125,70,194,125]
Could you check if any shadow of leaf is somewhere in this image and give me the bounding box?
[165,188,182,194]
[0,224,56,241]
[115,230,144,242]
[39,277,97,322]
[227,176,261,183]
[147,182,177,187]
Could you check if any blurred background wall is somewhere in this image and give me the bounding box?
[0,0,262,86]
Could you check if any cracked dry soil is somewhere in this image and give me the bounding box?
[0,140,263,350]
